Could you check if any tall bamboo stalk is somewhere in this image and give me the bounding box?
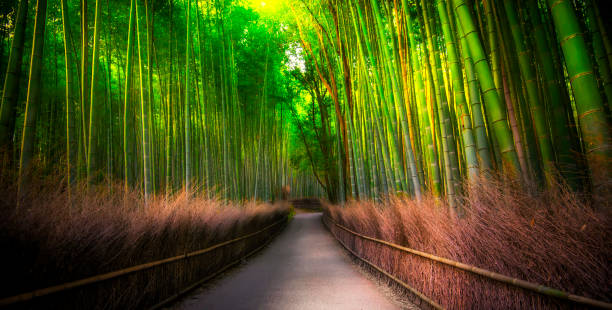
[0,0,28,150]
[19,0,48,192]
[453,0,520,176]
[548,0,611,197]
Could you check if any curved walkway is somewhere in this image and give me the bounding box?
[176,212,399,310]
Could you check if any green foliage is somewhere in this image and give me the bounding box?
[0,0,609,205]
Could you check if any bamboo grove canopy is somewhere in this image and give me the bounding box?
[0,0,610,206]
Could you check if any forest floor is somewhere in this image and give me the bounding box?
[172,212,411,309]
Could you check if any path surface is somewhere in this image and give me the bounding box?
[176,212,399,310]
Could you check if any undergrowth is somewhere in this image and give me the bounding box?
[0,171,288,309]
[324,176,611,309]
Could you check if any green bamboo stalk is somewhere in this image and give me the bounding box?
[437,0,479,181]
[184,0,191,195]
[60,0,76,196]
[165,0,173,195]
[80,0,89,164]
[123,0,136,194]
[453,0,521,176]
[19,0,48,192]
[547,0,611,196]
[503,0,555,184]
[0,0,28,149]
[585,1,612,107]
[526,0,579,184]
[86,0,102,183]
[145,0,155,194]
[135,0,150,201]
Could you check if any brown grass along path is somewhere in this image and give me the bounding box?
[0,176,290,310]
[323,177,611,309]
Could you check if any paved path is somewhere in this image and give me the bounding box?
[177,212,399,310]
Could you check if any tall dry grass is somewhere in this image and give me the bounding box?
[0,171,288,309]
[324,176,611,309]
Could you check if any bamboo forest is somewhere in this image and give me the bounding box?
[0,0,610,309]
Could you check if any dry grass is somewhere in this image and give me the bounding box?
[324,176,611,309]
[0,172,288,309]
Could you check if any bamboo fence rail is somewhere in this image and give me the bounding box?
[0,218,287,307]
[326,219,444,310]
[324,215,612,309]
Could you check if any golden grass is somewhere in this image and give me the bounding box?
[324,176,611,309]
[0,172,288,309]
